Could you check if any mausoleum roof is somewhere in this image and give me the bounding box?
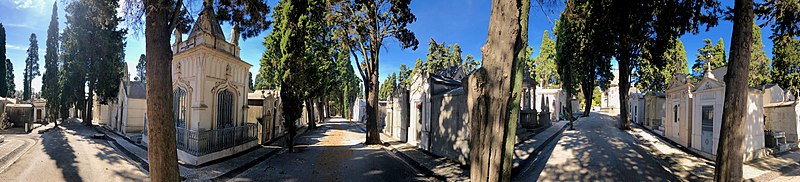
[188,4,226,41]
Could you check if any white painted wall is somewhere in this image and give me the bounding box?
[665,85,693,147]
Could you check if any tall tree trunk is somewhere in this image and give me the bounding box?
[144,0,180,180]
[316,97,325,123]
[467,0,524,181]
[340,93,346,118]
[619,58,631,130]
[73,102,78,119]
[365,68,381,144]
[306,98,316,130]
[581,79,594,117]
[282,90,300,153]
[715,0,753,180]
[323,96,330,118]
[84,82,94,125]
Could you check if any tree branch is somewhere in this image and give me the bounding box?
[167,0,184,33]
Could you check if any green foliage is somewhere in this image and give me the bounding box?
[260,0,334,126]
[554,0,585,96]
[135,54,146,82]
[692,38,727,79]
[397,64,411,87]
[757,0,800,93]
[24,33,40,101]
[531,30,558,88]
[335,48,360,119]
[636,38,688,92]
[771,35,800,93]
[6,59,13,97]
[463,55,480,73]
[378,72,396,100]
[61,0,126,106]
[592,86,602,107]
[42,2,60,120]
[328,0,419,143]
[422,39,477,77]
[408,58,424,84]
[0,23,7,97]
[248,72,254,92]
[749,21,771,87]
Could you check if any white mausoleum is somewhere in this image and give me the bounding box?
[148,4,256,166]
[690,66,766,161]
[664,73,694,148]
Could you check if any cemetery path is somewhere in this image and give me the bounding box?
[228,119,433,182]
[0,120,147,182]
[516,113,679,181]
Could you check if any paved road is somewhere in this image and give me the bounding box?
[0,120,147,182]
[515,113,678,181]
[229,119,431,182]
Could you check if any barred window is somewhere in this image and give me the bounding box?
[174,88,188,128]
[217,90,234,129]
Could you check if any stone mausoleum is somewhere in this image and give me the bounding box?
[143,3,256,166]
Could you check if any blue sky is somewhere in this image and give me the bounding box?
[0,0,774,93]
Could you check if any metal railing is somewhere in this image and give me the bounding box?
[175,123,258,156]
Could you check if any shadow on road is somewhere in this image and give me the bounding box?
[517,114,679,181]
[41,126,82,182]
[229,119,431,182]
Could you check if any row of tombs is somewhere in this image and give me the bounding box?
[91,4,315,166]
[628,66,799,161]
[371,67,579,165]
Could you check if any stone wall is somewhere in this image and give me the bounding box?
[429,88,470,165]
[6,104,33,130]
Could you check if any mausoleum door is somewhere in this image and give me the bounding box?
[217,90,235,129]
[701,105,714,153]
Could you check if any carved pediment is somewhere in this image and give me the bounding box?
[667,73,690,90]
[694,78,724,92]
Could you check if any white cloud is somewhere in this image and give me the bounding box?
[3,23,40,30]
[11,0,45,9]
[5,44,26,51]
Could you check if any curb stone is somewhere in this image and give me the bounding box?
[0,137,36,174]
[510,120,569,177]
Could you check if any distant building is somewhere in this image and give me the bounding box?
[760,84,799,151]
[629,87,644,125]
[643,91,666,134]
[93,62,147,143]
[601,67,621,113]
[32,99,46,123]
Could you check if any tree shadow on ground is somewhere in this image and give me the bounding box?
[41,125,82,182]
[524,116,680,181]
[43,119,147,181]
[230,121,432,182]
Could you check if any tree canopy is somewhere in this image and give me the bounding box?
[378,72,396,100]
[135,54,146,82]
[0,23,8,97]
[531,30,558,88]
[692,38,727,79]
[749,21,772,86]
[636,38,688,92]
[61,0,127,125]
[758,0,800,93]
[24,33,40,101]
[328,0,419,144]
[42,2,60,121]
